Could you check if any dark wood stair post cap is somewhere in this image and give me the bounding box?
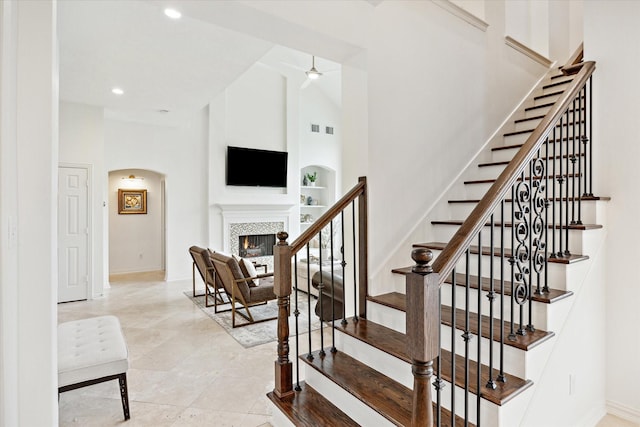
[411,248,433,274]
[277,231,289,245]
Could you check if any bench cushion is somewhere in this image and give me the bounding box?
[58,315,129,388]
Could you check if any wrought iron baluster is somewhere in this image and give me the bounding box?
[294,253,301,391]
[571,99,578,225]
[514,171,530,337]
[509,186,516,341]
[498,200,506,383]
[318,233,325,356]
[564,109,571,256]
[352,201,358,323]
[530,155,545,332]
[557,115,565,257]
[487,214,496,391]
[528,159,534,330]
[306,243,314,361]
[588,76,594,196]
[577,86,584,225]
[550,125,557,258]
[341,211,347,326]
[463,248,471,426]
[330,220,337,353]
[476,231,482,426]
[451,268,457,426]
[543,138,551,294]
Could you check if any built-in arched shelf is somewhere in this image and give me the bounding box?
[299,165,336,231]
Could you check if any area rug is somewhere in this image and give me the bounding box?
[185,292,322,348]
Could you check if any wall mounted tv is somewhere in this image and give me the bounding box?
[226,146,288,188]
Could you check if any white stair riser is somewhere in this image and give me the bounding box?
[524,106,551,119]
[304,365,396,427]
[491,142,588,162]
[440,283,554,330]
[532,92,563,106]
[335,332,498,426]
[541,81,572,95]
[426,248,576,290]
[431,224,598,256]
[514,118,543,132]
[448,200,605,224]
[464,178,588,200]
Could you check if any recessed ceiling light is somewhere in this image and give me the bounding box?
[112,87,124,95]
[164,8,181,19]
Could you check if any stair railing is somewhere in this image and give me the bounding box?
[272,176,368,399]
[407,56,596,426]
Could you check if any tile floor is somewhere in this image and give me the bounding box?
[57,271,275,427]
[57,271,637,427]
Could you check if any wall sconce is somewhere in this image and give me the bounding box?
[120,174,145,189]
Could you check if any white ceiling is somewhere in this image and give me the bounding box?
[58,0,342,126]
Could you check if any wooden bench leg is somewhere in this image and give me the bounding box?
[118,373,130,421]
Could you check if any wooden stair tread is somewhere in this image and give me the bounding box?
[302,349,469,427]
[465,172,582,184]
[431,219,602,232]
[525,101,555,112]
[478,153,585,168]
[534,90,564,100]
[367,293,555,351]
[267,381,359,427]
[391,263,573,304]
[504,121,585,137]
[514,114,545,124]
[337,318,533,406]
[542,79,573,90]
[447,195,610,204]
[413,241,588,264]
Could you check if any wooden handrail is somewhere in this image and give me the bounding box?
[561,42,584,74]
[290,176,367,254]
[431,61,596,281]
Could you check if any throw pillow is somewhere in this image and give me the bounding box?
[239,258,260,287]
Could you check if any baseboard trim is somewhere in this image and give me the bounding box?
[607,400,640,424]
[432,0,489,31]
[505,36,553,68]
[575,402,606,427]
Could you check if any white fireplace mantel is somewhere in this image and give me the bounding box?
[217,203,294,257]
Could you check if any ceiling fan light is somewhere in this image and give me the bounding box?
[306,68,322,80]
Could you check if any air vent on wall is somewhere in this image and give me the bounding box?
[325,126,334,135]
[311,124,320,133]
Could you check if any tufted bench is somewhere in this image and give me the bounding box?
[58,315,130,420]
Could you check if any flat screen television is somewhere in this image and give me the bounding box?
[226,146,288,188]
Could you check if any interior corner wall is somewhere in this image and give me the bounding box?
[584,1,640,420]
[366,0,548,281]
[0,0,59,424]
[108,169,163,274]
[104,109,209,281]
[59,101,105,297]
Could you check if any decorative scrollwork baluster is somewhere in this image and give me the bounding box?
[513,172,530,337]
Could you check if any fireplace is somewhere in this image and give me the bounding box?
[238,234,276,258]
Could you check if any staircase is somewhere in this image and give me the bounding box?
[268,50,605,426]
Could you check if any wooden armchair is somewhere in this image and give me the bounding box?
[210,252,277,328]
[189,246,228,310]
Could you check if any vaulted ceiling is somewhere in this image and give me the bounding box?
[58,0,345,125]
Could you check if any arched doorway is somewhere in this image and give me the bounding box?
[108,169,166,279]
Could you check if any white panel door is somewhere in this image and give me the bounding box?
[58,166,89,302]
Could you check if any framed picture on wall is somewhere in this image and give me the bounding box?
[118,189,147,214]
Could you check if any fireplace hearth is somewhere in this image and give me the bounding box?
[238,234,276,258]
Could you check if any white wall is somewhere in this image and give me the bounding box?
[208,63,298,250]
[365,1,549,286]
[59,101,105,296]
[0,0,58,424]
[105,110,208,281]
[585,1,640,421]
[108,169,163,274]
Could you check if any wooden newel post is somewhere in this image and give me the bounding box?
[273,231,294,399]
[406,248,440,427]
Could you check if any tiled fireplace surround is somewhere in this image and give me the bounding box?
[220,205,291,271]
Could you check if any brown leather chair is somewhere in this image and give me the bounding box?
[189,246,228,310]
[210,252,277,328]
